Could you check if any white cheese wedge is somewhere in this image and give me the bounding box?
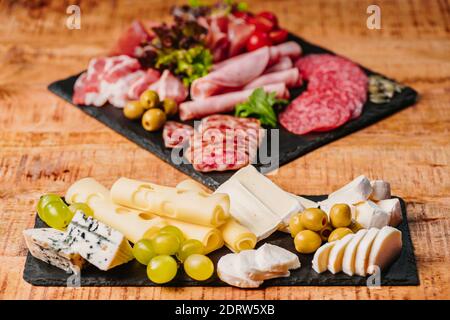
[367,226,402,274]
[217,253,263,288]
[354,228,380,276]
[377,198,403,227]
[327,234,355,274]
[355,201,390,229]
[342,229,368,276]
[23,228,85,273]
[326,175,373,204]
[255,243,300,273]
[223,165,301,230]
[215,178,281,241]
[289,193,319,209]
[237,250,290,281]
[312,242,336,274]
[370,180,391,201]
[64,211,134,271]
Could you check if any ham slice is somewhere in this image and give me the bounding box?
[227,19,255,57]
[148,70,188,103]
[264,56,293,74]
[244,68,301,90]
[192,42,302,100]
[180,83,289,121]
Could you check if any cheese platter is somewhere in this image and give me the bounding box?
[23,167,419,287]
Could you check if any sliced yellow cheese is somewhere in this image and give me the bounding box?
[65,178,167,243]
[312,242,335,274]
[354,228,380,276]
[367,226,402,274]
[219,219,256,253]
[342,229,368,276]
[176,179,211,193]
[328,233,355,274]
[111,177,230,227]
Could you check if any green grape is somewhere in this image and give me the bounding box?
[42,201,73,231]
[147,255,178,284]
[151,233,180,255]
[183,254,214,281]
[132,239,156,265]
[176,239,204,262]
[37,194,63,222]
[69,203,94,217]
[159,225,185,244]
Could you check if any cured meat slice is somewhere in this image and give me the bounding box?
[127,68,161,100]
[148,70,188,103]
[180,83,289,121]
[244,68,301,90]
[264,56,293,74]
[227,19,255,57]
[280,54,368,135]
[110,20,153,57]
[162,121,194,148]
[184,115,263,172]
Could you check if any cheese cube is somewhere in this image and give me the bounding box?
[370,180,391,201]
[377,198,403,227]
[355,201,390,229]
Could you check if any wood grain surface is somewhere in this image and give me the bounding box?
[0,0,449,300]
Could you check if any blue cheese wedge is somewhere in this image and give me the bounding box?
[64,211,134,271]
[23,228,85,273]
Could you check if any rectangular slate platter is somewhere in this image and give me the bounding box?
[23,196,419,287]
[47,33,418,190]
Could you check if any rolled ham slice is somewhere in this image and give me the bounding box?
[244,68,301,90]
[180,83,289,121]
[192,42,302,100]
[264,56,293,74]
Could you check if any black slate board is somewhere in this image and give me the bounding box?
[48,33,418,190]
[23,196,419,287]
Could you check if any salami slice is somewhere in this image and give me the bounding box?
[162,121,194,148]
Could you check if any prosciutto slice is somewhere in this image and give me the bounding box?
[180,83,289,121]
[227,18,255,57]
[127,68,160,100]
[191,42,302,100]
[244,68,301,90]
[148,70,188,103]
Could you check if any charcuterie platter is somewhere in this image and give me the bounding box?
[26,1,419,289]
[47,2,417,189]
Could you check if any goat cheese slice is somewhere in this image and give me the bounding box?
[255,243,301,273]
[64,211,134,271]
[354,228,380,276]
[342,229,368,276]
[23,228,85,273]
[312,242,336,274]
[237,250,290,281]
[355,201,390,228]
[377,198,403,227]
[217,253,263,288]
[367,226,402,274]
[328,234,355,274]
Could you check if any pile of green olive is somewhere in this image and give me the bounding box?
[289,205,364,254]
[123,90,178,132]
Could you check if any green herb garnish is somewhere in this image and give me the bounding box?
[235,88,288,127]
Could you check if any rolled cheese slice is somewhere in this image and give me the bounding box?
[176,179,211,193]
[65,178,167,243]
[354,228,380,276]
[111,177,230,227]
[220,219,256,253]
[367,226,402,274]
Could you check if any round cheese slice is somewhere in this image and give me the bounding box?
[328,233,355,274]
[312,242,335,274]
[342,229,368,276]
[354,228,380,276]
[367,226,402,274]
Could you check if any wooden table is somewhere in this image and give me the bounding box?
[0,0,448,300]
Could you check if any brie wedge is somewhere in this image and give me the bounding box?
[355,201,390,229]
[377,198,403,227]
[326,175,373,204]
[342,229,368,276]
[354,228,380,276]
[312,242,335,274]
[367,226,402,274]
[255,243,300,273]
[370,180,391,201]
[328,234,355,274]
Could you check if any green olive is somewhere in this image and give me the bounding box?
[142,109,166,132]
[123,101,144,120]
[330,204,352,228]
[300,208,328,231]
[319,222,333,242]
[349,220,364,233]
[289,213,306,238]
[140,90,160,109]
[328,227,353,242]
[294,230,322,254]
[163,98,178,117]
